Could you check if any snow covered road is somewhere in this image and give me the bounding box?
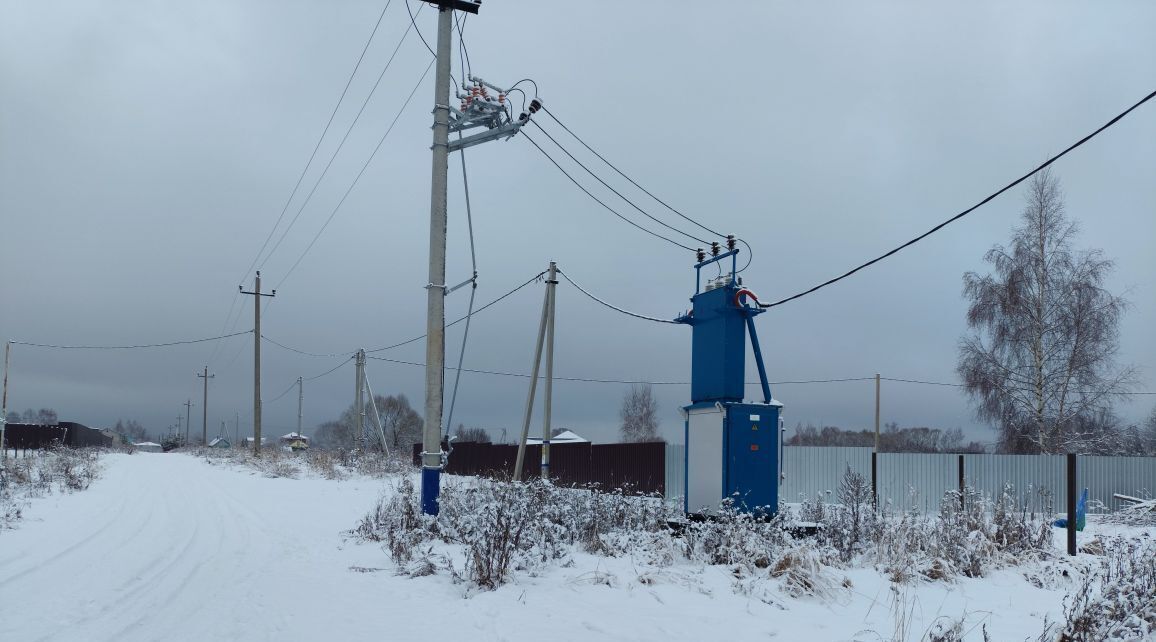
[2,452,1092,641]
[0,453,395,642]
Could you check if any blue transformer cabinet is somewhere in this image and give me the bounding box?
[676,247,783,515]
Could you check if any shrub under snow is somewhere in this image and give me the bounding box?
[0,448,102,529]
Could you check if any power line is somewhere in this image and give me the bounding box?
[241,0,394,287]
[261,335,354,359]
[881,376,1156,395]
[305,358,354,382]
[12,330,251,350]
[212,2,393,367]
[521,130,696,252]
[265,379,300,404]
[366,354,877,386]
[763,88,1156,309]
[267,356,354,405]
[275,58,435,290]
[454,12,471,84]
[881,376,963,387]
[366,269,547,353]
[260,14,417,270]
[530,120,712,246]
[404,0,435,58]
[540,105,727,240]
[444,135,479,435]
[556,268,679,325]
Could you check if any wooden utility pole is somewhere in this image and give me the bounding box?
[240,271,275,455]
[197,366,215,446]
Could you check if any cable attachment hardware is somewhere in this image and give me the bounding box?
[449,74,535,152]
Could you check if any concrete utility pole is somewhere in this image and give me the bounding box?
[198,366,215,446]
[418,2,457,516]
[354,349,365,449]
[874,373,881,451]
[541,262,558,480]
[1,341,10,459]
[296,376,303,438]
[240,271,275,455]
[414,0,526,511]
[183,399,193,446]
[514,265,553,482]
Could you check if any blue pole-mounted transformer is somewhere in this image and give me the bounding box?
[675,247,783,516]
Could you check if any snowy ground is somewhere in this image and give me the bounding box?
[0,453,1150,641]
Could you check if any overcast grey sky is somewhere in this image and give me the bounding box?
[2,1,1153,445]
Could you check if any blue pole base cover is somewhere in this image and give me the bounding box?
[420,466,441,516]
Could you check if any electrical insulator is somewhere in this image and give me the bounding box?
[529,98,542,114]
[498,93,505,103]
[696,248,706,263]
[726,235,736,250]
[711,242,720,256]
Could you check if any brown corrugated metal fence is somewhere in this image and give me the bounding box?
[412,441,664,494]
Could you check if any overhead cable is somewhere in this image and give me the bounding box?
[212,3,393,366]
[265,379,300,404]
[444,135,479,435]
[261,335,354,359]
[240,0,393,283]
[530,121,712,246]
[556,269,679,325]
[365,269,547,353]
[540,106,727,239]
[260,14,416,270]
[12,330,251,350]
[763,88,1156,309]
[366,355,876,386]
[881,376,1155,395]
[521,130,696,252]
[276,58,435,290]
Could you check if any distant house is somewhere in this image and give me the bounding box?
[208,437,231,449]
[134,442,164,453]
[525,430,589,445]
[280,432,308,451]
[239,437,268,448]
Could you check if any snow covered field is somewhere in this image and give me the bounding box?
[1,452,1151,641]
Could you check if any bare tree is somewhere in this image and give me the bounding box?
[619,384,660,443]
[366,394,423,452]
[311,420,351,450]
[17,408,57,425]
[454,424,491,443]
[958,169,1135,454]
[114,419,148,443]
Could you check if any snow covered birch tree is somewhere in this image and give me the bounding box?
[619,384,660,442]
[957,169,1135,454]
